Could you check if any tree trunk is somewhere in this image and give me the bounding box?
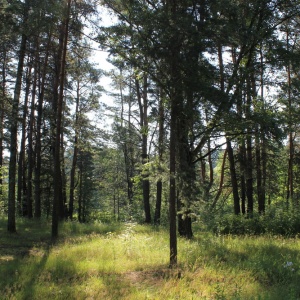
[246,78,253,215]
[211,149,227,209]
[69,79,80,220]
[8,18,28,232]
[136,76,151,223]
[246,134,253,215]
[218,44,240,215]
[169,101,177,266]
[286,29,294,206]
[154,90,164,225]
[0,50,5,196]
[52,0,71,238]
[119,70,134,206]
[239,141,247,214]
[259,44,266,212]
[78,161,83,223]
[60,118,67,219]
[177,120,194,238]
[255,129,264,214]
[226,138,241,215]
[34,33,50,219]
[27,44,39,219]
[17,66,30,217]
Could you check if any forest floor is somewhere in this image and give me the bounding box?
[0,218,300,300]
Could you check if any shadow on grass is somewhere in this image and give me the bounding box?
[187,234,300,299]
[2,217,300,299]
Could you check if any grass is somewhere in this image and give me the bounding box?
[1,218,300,299]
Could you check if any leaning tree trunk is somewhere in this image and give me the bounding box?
[211,149,227,209]
[218,43,240,215]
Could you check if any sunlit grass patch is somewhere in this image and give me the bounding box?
[1,218,300,299]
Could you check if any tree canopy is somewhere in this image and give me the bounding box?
[2,0,300,265]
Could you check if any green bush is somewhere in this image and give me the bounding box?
[206,208,300,237]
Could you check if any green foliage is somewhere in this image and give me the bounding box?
[0,165,8,215]
[207,207,300,237]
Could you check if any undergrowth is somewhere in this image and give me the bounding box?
[205,207,300,237]
[0,218,300,299]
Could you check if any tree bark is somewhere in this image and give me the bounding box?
[34,33,50,219]
[246,78,253,215]
[27,43,39,219]
[17,66,30,216]
[69,78,80,220]
[52,0,71,238]
[169,99,177,266]
[286,29,294,206]
[136,76,151,223]
[8,15,28,232]
[0,49,5,196]
[154,90,164,225]
[226,138,241,215]
[211,149,227,209]
[239,140,247,214]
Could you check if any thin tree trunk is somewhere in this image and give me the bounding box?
[8,19,28,233]
[260,44,266,211]
[286,29,294,206]
[142,76,151,223]
[218,43,240,215]
[120,70,134,205]
[0,50,5,196]
[246,78,253,215]
[239,140,247,214]
[17,66,30,216]
[168,44,179,262]
[154,90,164,225]
[211,149,227,209]
[27,43,39,219]
[52,0,71,238]
[136,76,151,223]
[35,33,50,219]
[60,113,67,219]
[69,79,80,220]
[169,100,177,266]
[78,161,83,223]
[256,133,263,213]
[226,138,241,215]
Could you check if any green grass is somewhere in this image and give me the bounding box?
[1,218,300,299]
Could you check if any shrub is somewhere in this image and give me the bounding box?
[206,207,300,237]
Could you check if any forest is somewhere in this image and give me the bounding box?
[2,0,300,298]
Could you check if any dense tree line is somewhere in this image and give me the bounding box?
[1,0,300,265]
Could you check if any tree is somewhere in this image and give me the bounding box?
[67,48,102,220]
[8,0,29,233]
[52,0,72,238]
[135,74,151,223]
